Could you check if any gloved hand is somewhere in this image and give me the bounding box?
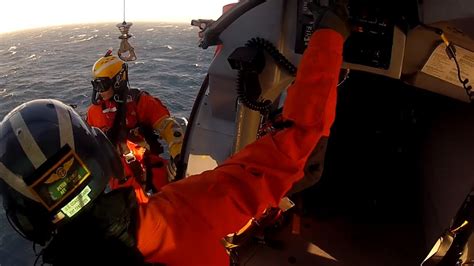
[166,131,183,182]
[128,160,146,184]
[91,187,139,246]
[308,0,350,40]
[169,141,182,161]
[166,153,180,182]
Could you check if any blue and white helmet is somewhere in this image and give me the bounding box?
[0,99,123,244]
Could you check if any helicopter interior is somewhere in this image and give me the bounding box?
[184,0,474,264]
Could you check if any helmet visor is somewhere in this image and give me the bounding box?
[91,78,113,92]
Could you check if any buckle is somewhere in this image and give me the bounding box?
[123,151,136,164]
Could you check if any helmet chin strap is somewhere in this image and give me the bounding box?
[113,84,128,103]
[113,94,125,103]
[91,89,101,105]
[112,64,130,103]
[107,75,130,145]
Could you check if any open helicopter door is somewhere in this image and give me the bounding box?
[181,0,474,264]
[180,0,412,265]
[183,0,297,178]
[182,0,410,177]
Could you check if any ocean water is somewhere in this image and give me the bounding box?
[0,22,214,265]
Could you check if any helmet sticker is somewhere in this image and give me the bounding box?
[29,149,91,211]
[60,185,92,218]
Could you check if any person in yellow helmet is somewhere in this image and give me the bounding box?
[0,2,349,265]
[87,50,183,197]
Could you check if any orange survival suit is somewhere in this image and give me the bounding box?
[87,89,170,194]
[135,29,343,265]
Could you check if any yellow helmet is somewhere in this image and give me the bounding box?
[91,52,128,92]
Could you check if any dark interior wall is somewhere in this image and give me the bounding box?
[418,95,474,250]
[420,0,474,25]
[302,70,473,253]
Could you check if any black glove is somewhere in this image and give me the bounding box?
[166,153,181,182]
[91,187,139,246]
[308,0,350,40]
[128,160,146,184]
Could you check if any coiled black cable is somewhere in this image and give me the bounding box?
[236,71,273,112]
[236,37,297,112]
[246,37,298,76]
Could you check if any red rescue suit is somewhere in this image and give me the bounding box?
[136,29,344,265]
[87,92,170,194]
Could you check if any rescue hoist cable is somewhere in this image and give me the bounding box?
[123,0,126,23]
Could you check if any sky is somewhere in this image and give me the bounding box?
[0,0,235,34]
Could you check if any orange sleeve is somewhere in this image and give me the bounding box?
[86,105,98,126]
[136,29,344,265]
[86,105,110,130]
[136,93,170,127]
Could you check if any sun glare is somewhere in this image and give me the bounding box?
[1,0,233,34]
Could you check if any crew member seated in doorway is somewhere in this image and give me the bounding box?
[0,1,350,264]
[87,50,184,198]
